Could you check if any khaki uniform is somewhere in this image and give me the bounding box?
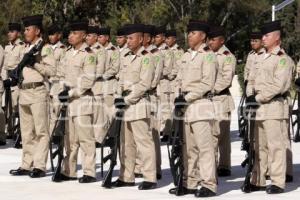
[60,43,97,178]
[135,45,164,176]
[212,45,236,171]
[101,42,120,139]
[157,43,174,135]
[177,44,218,192]
[118,47,156,183]
[0,45,5,142]
[248,46,294,189]
[91,42,107,143]
[1,38,25,112]
[19,38,56,171]
[244,48,265,81]
[49,41,66,134]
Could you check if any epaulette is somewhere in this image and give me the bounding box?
[96,46,101,49]
[150,48,159,53]
[203,46,210,51]
[110,46,116,51]
[277,50,285,56]
[19,42,25,45]
[60,45,66,49]
[142,50,149,55]
[164,46,169,50]
[258,51,264,55]
[177,46,182,50]
[223,50,230,56]
[124,51,132,57]
[66,46,72,51]
[85,47,93,53]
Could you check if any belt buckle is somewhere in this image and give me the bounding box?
[207,92,214,99]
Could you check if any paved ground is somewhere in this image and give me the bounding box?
[1,98,300,200]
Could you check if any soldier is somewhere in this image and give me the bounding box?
[112,24,157,190]
[246,20,294,194]
[244,32,264,82]
[9,15,56,177]
[47,24,66,134]
[134,24,163,179]
[97,27,120,137]
[153,26,174,142]
[116,27,130,60]
[208,26,236,177]
[0,45,5,146]
[86,26,107,144]
[169,20,218,197]
[58,21,97,183]
[2,23,25,138]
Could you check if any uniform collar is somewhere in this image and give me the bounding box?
[269,45,282,55]
[105,42,113,50]
[51,41,63,50]
[170,43,179,50]
[157,43,167,50]
[71,42,88,56]
[145,44,156,51]
[216,45,227,55]
[91,42,101,49]
[10,38,22,46]
[119,43,128,52]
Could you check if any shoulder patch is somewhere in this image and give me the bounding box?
[60,45,66,49]
[277,51,284,56]
[85,47,93,53]
[164,46,169,50]
[110,46,116,50]
[87,55,96,65]
[150,48,159,53]
[142,57,151,68]
[19,42,24,45]
[205,53,215,63]
[142,50,149,55]
[203,46,210,52]
[41,46,53,56]
[223,50,230,56]
[96,46,101,49]
[278,58,287,68]
[177,46,182,50]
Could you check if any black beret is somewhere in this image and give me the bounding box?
[165,29,177,37]
[48,24,61,35]
[154,26,166,35]
[87,26,99,34]
[250,32,262,39]
[187,20,209,34]
[261,20,281,35]
[69,21,88,31]
[98,27,110,35]
[8,23,21,32]
[22,15,43,28]
[208,26,225,38]
[123,24,144,35]
[116,27,126,36]
[143,25,155,36]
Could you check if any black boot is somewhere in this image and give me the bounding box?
[266,185,284,194]
[134,173,143,178]
[9,167,30,176]
[29,168,46,178]
[52,173,77,182]
[286,175,293,183]
[0,140,6,146]
[169,187,196,195]
[160,135,169,143]
[111,179,135,187]
[138,181,157,190]
[217,168,231,177]
[78,175,96,183]
[195,187,216,197]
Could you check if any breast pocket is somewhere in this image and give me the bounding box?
[184,62,202,83]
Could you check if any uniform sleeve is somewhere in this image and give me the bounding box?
[151,52,163,88]
[256,56,294,103]
[171,49,184,80]
[162,49,174,78]
[185,52,217,102]
[103,49,120,79]
[34,45,56,77]
[95,48,106,79]
[68,53,96,98]
[124,54,154,105]
[214,54,236,93]
[0,46,5,80]
[244,54,252,81]
[297,60,300,76]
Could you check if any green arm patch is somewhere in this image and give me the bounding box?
[155,56,160,64]
[42,47,53,56]
[142,57,150,68]
[278,58,287,68]
[87,55,96,65]
[205,53,214,63]
[111,51,119,60]
[224,56,232,64]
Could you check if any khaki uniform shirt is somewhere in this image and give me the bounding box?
[60,43,96,117]
[177,43,218,122]
[0,45,4,94]
[244,48,265,81]
[212,45,236,117]
[249,46,294,120]
[118,46,155,121]
[19,38,56,105]
[145,45,163,90]
[158,43,174,94]
[102,42,120,95]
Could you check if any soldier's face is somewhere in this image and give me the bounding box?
[143,33,152,46]
[68,31,86,46]
[208,37,224,52]
[154,34,165,46]
[127,32,143,52]
[7,31,19,42]
[188,31,204,49]
[165,36,176,47]
[262,31,280,49]
[48,33,61,45]
[98,35,109,45]
[86,33,98,46]
[24,26,40,43]
[250,39,262,51]
[116,36,127,47]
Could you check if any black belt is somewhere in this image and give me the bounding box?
[216,88,230,96]
[146,87,157,95]
[19,82,44,90]
[122,90,131,97]
[182,91,213,99]
[272,92,289,100]
[161,75,169,80]
[96,75,116,81]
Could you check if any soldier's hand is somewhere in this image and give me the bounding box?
[58,89,69,103]
[174,95,187,109]
[295,78,300,87]
[114,98,126,109]
[3,79,12,88]
[26,55,36,68]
